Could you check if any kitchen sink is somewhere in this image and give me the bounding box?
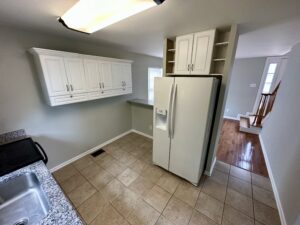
[0,173,50,225]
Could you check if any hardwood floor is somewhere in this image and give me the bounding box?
[216,119,268,177]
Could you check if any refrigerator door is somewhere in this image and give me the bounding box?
[169,77,218,184]
[153,77,175,170]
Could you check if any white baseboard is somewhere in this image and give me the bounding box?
[259,135,287,225]
[204,156,216,176]
[50,130,132,173]
[131,129,153,139]
[223,115,239,121]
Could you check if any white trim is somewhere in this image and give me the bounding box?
[240,126,261,135]
[131,129,153,139]
[50,130,132,173]
[204,156,216,176]
[259,135,287,225]
[223,115,239,121]
[29,47,133,64]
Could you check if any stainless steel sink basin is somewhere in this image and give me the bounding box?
[0,173,50,225]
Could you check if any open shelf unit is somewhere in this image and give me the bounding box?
[210,28,231,76]
[163,26,235,77]
[163,38,176,76]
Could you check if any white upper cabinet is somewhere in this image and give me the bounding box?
[174,29,215,75]
[64,57,87,94]
[111,62,133,90]
[122,63,132,88]
[84,59,101,92]
[39,55,70,96]
[191,30,215,74]
[30,48,133,106]
[99,61,113,90]
[111,62,124,89]
[174,34,194,74]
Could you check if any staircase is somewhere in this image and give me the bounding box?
[239,115,262,134]
[239,82,280,134]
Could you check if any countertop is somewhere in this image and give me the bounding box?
[0,161,84,225]
[127,98,154,108]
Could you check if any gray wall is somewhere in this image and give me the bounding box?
[224,57,266,118]
[131,105,153,136]
[260,43,300,225]
[0,26,161,169]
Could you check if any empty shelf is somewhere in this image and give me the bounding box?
[215,42,229,46]
[167,49,176,52]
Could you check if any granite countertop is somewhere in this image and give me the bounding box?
[127,98,154,108]
[0,161,84,225]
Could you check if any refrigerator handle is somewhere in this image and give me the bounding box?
[170,84,177,138]
[168,83,174,138]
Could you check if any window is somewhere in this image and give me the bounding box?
[148,68,162,101]
[262,63,278,93]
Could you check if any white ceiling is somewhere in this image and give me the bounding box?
[1,0,300,58]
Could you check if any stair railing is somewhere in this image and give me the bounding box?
[252,82,280,127]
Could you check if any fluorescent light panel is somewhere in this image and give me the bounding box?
[59,0,163,33]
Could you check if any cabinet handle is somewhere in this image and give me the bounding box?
[70,84,74,91]
[124,81,126,86]
[191,64,194,71]
[99,82,101,89]
[66,84,69,92]
[187,64,190,71]
[103,82,105,89]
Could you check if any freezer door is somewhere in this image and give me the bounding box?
[153,77,174,170]
[169,77,217,184]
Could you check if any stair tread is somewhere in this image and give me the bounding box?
[248,115,255,125]
[239,116,250,128]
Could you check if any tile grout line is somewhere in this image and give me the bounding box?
[219,164,230,225]
[222,164,258,223]
[251,171,257,224]
[186,176,205,225]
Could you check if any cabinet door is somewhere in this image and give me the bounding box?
[111,63,124,89]
[40,55,69,96]
[99,61,113,90]
[84,59,101,92]
[122,63,132,88]
[64,57,87,94]
[190,30,215,75]
[174,34,194,74]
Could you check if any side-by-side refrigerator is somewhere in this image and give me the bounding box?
[153,77,219,185]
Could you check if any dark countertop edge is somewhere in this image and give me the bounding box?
[127,98,154,108]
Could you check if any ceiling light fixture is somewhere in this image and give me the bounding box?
[58,0,165,34]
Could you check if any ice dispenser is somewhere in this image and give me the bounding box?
[155,108,168,130]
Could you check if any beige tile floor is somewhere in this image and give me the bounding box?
[53,133,281,225]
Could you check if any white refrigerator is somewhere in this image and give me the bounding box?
[153,77,219,185]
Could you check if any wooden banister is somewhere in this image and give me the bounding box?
[252,82,281,127]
